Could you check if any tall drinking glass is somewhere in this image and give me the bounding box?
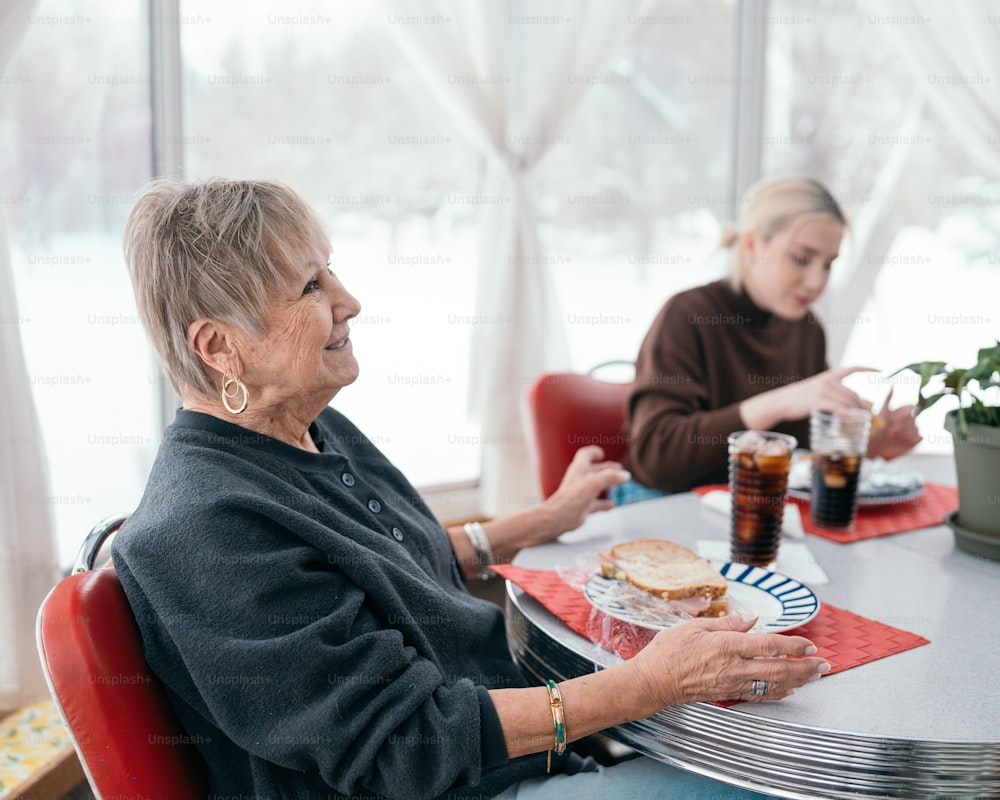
[728,431,797,568]
[809,409,871,531]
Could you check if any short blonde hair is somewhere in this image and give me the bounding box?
[124,178,328,395]
[721,176,848,289]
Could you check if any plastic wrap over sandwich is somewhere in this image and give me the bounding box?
[598,539,729,619]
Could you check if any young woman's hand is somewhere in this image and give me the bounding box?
[868,389,922,460]
[740,366,876,430]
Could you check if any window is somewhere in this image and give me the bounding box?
[536,0,737,372]
[6,1,996,566]
[179,0,482,485]
[1,0,155,566]
[764,0,1000,449]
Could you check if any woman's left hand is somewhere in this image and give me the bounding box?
[867,389,922,460]
[541,446,630,539]
[452,447,628,573]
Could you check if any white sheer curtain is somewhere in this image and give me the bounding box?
[385,0,646,514]
[817,89,930,365]
[822,1,1000,365]
[876,0,1000,176]
[0,0,61,716]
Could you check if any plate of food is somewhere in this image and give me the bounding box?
[787,453,925,507]
[588,539,820,634]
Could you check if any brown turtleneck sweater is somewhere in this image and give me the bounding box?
[625,279,827,492]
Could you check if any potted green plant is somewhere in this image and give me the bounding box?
[895,341,1000,561]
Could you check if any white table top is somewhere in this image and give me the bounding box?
[506,454,1000,798]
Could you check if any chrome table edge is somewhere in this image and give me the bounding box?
[506,582,1000,800]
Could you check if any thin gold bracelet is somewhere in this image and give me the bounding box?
[545,679,567,773]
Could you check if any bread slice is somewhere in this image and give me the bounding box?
[600,539,728,617]
[704,596,730,618]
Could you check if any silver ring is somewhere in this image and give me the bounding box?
[751,679,769,696]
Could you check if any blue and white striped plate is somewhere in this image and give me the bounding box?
[584,564,820,634]
[719,562,820,633]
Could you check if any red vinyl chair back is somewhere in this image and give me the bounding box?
[36,515,209,799]
[526,372,632,498]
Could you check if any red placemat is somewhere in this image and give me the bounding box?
[692,482,958,543]
[494,564,929,685]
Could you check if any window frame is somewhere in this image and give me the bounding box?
[150,0,183,429]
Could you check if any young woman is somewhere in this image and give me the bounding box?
[620,176,921,499]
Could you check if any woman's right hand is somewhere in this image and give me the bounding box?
[628,612,830,711]
[741,366,875,430]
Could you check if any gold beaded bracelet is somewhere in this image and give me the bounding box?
[545,679,567,773]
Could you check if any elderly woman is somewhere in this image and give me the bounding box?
[620,176,922,500]
[112,178,828,800]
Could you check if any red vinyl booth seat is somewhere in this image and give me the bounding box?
[526,372,632,499]
[36,516,208,799]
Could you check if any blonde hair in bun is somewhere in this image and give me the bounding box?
[726,176,847,289]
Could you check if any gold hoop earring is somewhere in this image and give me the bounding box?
[221,376,249,414]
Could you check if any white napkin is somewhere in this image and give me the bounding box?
[696,539,829,585]
[700,490,805,539]
[697,490,827,584]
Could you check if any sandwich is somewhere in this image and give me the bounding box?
[599,539,729,617]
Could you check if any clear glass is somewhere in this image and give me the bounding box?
[809,409,870,531]
[179,0,482,486]
[728,430,796,567]
[1,0,155,566]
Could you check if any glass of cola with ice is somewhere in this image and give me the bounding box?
[728,430,797,567]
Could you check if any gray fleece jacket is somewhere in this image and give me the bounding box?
[112,408,565,799]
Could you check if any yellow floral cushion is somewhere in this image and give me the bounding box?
[0,699,72,797]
